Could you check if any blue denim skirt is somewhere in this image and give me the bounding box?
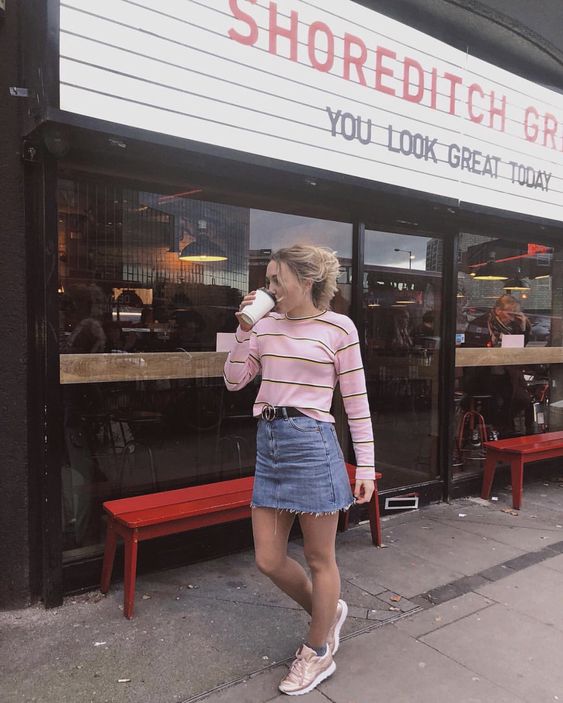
[251,416,355,515]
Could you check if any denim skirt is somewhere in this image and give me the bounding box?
[251,416,355,515]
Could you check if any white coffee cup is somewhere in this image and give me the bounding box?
[239,288,277,327]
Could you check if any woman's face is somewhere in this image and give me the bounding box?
[265,260,311,314]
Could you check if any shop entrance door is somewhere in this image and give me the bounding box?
[363,230,443,490]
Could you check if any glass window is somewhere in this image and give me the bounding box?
[57,175,352,557]
[364,230,443,490]
[454,233,563,477]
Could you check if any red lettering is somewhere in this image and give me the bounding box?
[403,58,424,103]
[307,21,334,72]
[443,72,463,115]
[430,68,438,110]
[543,112,558,148]
[268,3,298,61]
[343,33,367,86]
[489,90,506,131]
[375,46,396,96]
[467,83,484,124]
[524,106,539,142]
[228,0,259,46]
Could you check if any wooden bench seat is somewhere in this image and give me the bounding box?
[481,431,563,510]
[101,464,382,618]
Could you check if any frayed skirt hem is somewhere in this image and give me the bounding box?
[250,501,354,517]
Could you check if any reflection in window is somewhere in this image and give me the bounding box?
[454,233,563,477]
[457,234,563,348]
[363,231,443,490]
[57,175,353,557]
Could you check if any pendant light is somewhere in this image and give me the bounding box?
[473,259,508,281]
[179,219,227,262]
[503,270,530,291]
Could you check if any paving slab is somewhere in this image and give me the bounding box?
[433,494,563,527]
[373,516,524,576]
[395,592,494,638]
[194,664,290,703]
[429,512,563,551]
[541,553,563,573]
[320,623,522,703]
[340,541,464,599]
[421,603,563,703]
[516,481,563,514]
[476,562,563,632]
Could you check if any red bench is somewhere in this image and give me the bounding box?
[481,431,563,509]
[101,464,382,618]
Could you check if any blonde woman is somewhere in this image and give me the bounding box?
[224,245,375,696]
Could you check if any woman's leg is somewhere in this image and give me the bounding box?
[252,507,313,613]
[299,512,340,649]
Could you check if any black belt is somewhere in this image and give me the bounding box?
[260,405,307,421]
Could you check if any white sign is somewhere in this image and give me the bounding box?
[59,0,563,221]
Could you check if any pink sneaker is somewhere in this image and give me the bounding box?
[327,599,348,655]
[278,644,336,696]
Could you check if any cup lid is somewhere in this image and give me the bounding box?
[259,287,277,302]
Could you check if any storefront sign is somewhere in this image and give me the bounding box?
[59,0,563,221]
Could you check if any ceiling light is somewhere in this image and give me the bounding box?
[503,277,530,291]
[473,260,508,281]
[179,237,227,261]
[178,219,227,262]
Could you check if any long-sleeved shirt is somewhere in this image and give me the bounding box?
[223,310,375,480]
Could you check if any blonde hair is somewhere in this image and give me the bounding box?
[270,244,341,310]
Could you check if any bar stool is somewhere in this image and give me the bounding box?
[456,394,493,461]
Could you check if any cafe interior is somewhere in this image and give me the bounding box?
[56,173,563,580]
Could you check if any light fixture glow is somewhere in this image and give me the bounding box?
[473,260,508,281]
[178,220,227,262]
[503,269,530,291]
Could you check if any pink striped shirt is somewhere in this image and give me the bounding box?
[223,310,375,480]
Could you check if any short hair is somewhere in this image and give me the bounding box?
[270,245,341,310]
[495,294,519,310]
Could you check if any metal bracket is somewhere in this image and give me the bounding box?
[9,87,30,98]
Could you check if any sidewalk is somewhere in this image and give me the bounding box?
[3,473,563,703]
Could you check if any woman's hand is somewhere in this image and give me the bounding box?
[235,291,257,332]
[354,479,375,504]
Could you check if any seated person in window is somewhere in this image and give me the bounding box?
[463,294,533,437]
[414,311,436,348]
[465,294,531,348]
[388,308,413,351]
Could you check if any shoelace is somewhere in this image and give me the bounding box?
[285,651,310,684]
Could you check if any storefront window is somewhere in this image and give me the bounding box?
[454,233,563,476]
[57,175,352,557]
[363,231,443,490]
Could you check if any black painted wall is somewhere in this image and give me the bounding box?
[0,1,33,608]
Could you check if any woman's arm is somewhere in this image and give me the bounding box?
[223,327,261,391]
[334,324,376,482]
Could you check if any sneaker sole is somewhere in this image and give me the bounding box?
[331,599,349,655]
[279,661,336,696]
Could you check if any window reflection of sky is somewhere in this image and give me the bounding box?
[249,211,352,258]
[366,231,430,270]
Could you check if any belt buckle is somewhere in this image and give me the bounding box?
[261,404,276,421]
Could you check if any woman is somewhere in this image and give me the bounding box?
[224,245,375,696]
